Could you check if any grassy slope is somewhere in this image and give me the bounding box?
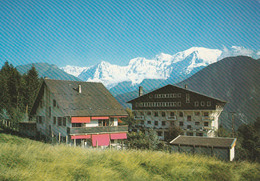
[0,133,259,181]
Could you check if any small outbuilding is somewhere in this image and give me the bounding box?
[170,135,237,161]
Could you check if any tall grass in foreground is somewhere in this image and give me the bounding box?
[0,133,259,181]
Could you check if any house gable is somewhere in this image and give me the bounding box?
[128,84,226,110]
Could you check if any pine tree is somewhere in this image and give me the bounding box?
[0,62,12,112]
[24,65,40,113]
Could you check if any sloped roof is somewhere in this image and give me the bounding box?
[170,135,236,149]
[31,79,127,117]
[127,84,227,103]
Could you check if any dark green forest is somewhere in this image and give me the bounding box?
[0,62,41,129]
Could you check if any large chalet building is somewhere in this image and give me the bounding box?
[30,79,128,147]
[127,85,226,140]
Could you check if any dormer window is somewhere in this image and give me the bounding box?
[201,101,205,107]
[207,101,211,107]
[194,101,199,107]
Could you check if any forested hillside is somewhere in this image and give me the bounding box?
[0,62,41,127]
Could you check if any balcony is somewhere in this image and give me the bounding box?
[203,126,213,130]
[167,116,177,120]
[68,125,128,135]
[134,116,145,120]
[202,116,214,121]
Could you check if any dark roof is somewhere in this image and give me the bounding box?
[127,84,227,103]
[31,79,127,117]
[170,135,236,149]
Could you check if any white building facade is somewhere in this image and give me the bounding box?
[128,85,226,140]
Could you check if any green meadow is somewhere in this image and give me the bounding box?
[0,132,259,181]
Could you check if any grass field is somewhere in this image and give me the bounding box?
[0,132,259,181]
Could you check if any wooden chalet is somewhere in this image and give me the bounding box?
[30,79,128,147]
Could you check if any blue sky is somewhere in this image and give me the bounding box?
[1,0,259,67]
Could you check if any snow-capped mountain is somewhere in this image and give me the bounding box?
[61,46,259,90]
[61,65,89,77]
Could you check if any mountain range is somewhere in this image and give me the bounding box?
[61,46,260,95]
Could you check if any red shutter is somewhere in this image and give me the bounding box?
[91,117,109,120]
[71,135,91,139]
[92,134,110,146]
[71,117,91,123]
[110,133,127,140]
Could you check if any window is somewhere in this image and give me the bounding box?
[58,117,62,126]
[53,117,56,125]
[157,131,162,136]
[186,94,190,103]
[154,112,158,117]
[204,122,209,127]
[195,112,200,116]
[178,93,181,98]
[161,112,166,117]
[204,112,209,117]
[170,112,175,117]
[177,102,181,107]
[72,123,81,127]
[162,121,166,126]
[201,101,205,107]
[140,112,144,115]
[194,101,199,107]
[147,111,151,116]
[187,115,191,121]
[147,121,151,125]
[171,121,174,126]
[179,122,183,126]
[98,119,108,126]
[207,101,211,107]
[187,125,192,129]
[179,112,183,117]
[195,122,200,125]
[155,121,158,126]
[196,133,203,136]
[187,132,193,136]
[53,99,57,107]
[63,117,66,126]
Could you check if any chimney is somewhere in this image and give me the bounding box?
[78,85,82,93]
[139,86,143,97]
[184,84,188,89]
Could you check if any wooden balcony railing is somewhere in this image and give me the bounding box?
[68,125,128,135]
